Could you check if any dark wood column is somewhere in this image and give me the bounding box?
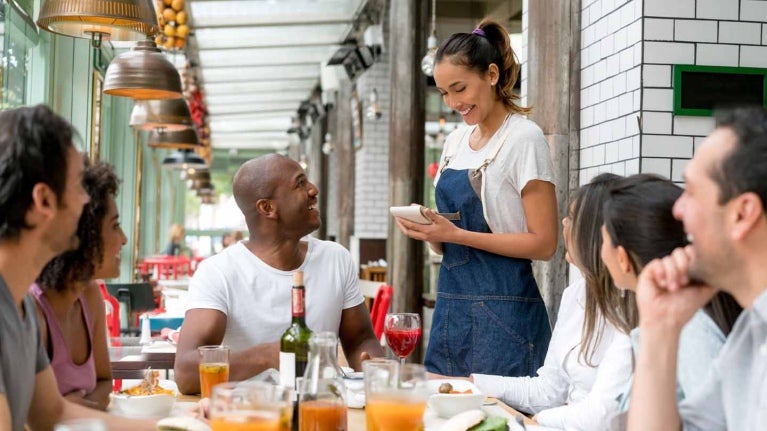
[527,0,581,324]
[335,80,354,249]
[387,0,427,315]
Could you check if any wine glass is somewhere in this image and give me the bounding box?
[383,313,421,364]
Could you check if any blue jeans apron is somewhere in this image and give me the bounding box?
[424,167,551,377]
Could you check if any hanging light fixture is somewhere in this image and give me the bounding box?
[196,184,215,197]
[37,0,158,45]
[147,129,200,150]
[131,99,193,131]
[162,149,207,170]
[104,39,183,99]
[420,0,439,77]
[200,194,216,205]
[188,171,211,190]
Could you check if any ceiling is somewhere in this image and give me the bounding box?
[187,0,367,150]
[186,0,522,151]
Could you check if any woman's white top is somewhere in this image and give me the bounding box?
[472,279,633,430]
[434,114,555,233]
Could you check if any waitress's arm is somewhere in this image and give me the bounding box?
[449,180,558,260]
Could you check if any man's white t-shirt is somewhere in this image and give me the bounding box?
[186,237,365,351]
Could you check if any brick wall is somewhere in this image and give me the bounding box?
[579,0,643,185]
[640,0,767,182]
[354,59,391,239]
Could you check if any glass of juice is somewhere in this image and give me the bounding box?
[199,345,230,398]
[383,313,421,365]
[364,360,429,431]
[209,381,287,431]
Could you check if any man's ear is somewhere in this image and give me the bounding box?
[27,183,56,225]
[256,198,276,218]
[616,245,635,276]
[731,192,763,241]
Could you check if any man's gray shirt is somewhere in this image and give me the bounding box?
[0,276,50,430]
[680,289,767,430]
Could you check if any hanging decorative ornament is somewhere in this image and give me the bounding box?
[420,0,438,77]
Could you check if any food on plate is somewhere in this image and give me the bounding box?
[156,416,210,431]
[440,409,486,431]
[437,382,474,394]
[121,370,174,396]
[468,416,508,431]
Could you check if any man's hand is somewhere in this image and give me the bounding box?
[637,246,717,330]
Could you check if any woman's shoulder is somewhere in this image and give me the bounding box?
[505,114,546,144]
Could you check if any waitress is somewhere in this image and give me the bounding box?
[395,19,557,377]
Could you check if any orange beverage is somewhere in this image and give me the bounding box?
[366,398,426,431]
[210,412,280,431]
[299,400,347,431]
[199,362,229,398]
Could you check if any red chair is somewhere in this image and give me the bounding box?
[369,284,393,340]
[97,280,121,338]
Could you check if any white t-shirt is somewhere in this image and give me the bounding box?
[185,238,365,351]
[473,279,633,430]
[435,114,555,233]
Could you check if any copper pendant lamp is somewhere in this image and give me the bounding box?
[131,99,193,131]
[191,178,213,191]
[162,149,207,170]
[148,129,200,150]
[200,194,216,204]
[196,185,214,197]
[104,39,183,99]
[37,0,158,43]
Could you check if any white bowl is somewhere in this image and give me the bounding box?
[111,380,178,419]
[427,379,486,419]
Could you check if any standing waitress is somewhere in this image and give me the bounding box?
[395,19,557,377]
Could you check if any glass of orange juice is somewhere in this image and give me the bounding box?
[364,360,429,431]
[209,381,287,431]
[199,345,230,398]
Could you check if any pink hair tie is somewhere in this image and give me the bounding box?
[472,28,486,38]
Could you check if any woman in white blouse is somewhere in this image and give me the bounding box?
[469,173,637,430]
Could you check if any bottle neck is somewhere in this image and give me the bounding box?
[291,286,306,323]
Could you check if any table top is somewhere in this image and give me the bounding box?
[175,395,535,430]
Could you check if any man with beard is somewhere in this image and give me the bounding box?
[0,105,157,430]
[174,154,383,395]
[628,106,767,431]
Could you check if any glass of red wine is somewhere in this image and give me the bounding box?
[383,313,422,365]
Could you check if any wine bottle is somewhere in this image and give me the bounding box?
[280,270,313,392]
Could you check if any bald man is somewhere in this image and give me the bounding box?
[174,155,383,395]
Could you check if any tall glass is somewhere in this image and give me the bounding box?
[199,345,230,398]
[54,419,107,431]
[383,313,421,364]
[364,360,429,431]
[209,381,288,431]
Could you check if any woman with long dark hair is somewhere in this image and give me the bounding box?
[601,174,742,424]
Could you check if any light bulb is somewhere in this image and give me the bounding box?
[421,33,439,77]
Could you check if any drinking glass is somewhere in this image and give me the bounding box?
[209,381,288,431]
[54,419,106,431]
[383,313,421,364]
[199,345,230,398]
[364,360,429,431]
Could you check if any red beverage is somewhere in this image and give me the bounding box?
[385,328,421,359]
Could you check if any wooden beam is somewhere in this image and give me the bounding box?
[387,0,427,318]
[527,0,581,325]
[335,80,354,249]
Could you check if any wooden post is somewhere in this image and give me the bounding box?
[335,80,354,249]
[314,114,329,240]
[387,0,427,317]
[527,0,581,324]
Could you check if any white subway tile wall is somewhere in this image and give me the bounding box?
[524,0,766,189]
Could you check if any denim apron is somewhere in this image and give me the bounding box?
[424,127,551,377]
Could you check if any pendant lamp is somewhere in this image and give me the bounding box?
[162,150,207,170]
[37,0,158,43]
[104,39,183,99]
[196,185,214,197]
[191,178,212,191]
[187,171,211,189]
[131,99,193,131]
[200,194,216,204]
[420,0,439,77]
[147,129,200,150]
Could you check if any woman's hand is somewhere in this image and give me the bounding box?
[394,207,459,244]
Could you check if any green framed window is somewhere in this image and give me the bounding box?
[673,64,767,117]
